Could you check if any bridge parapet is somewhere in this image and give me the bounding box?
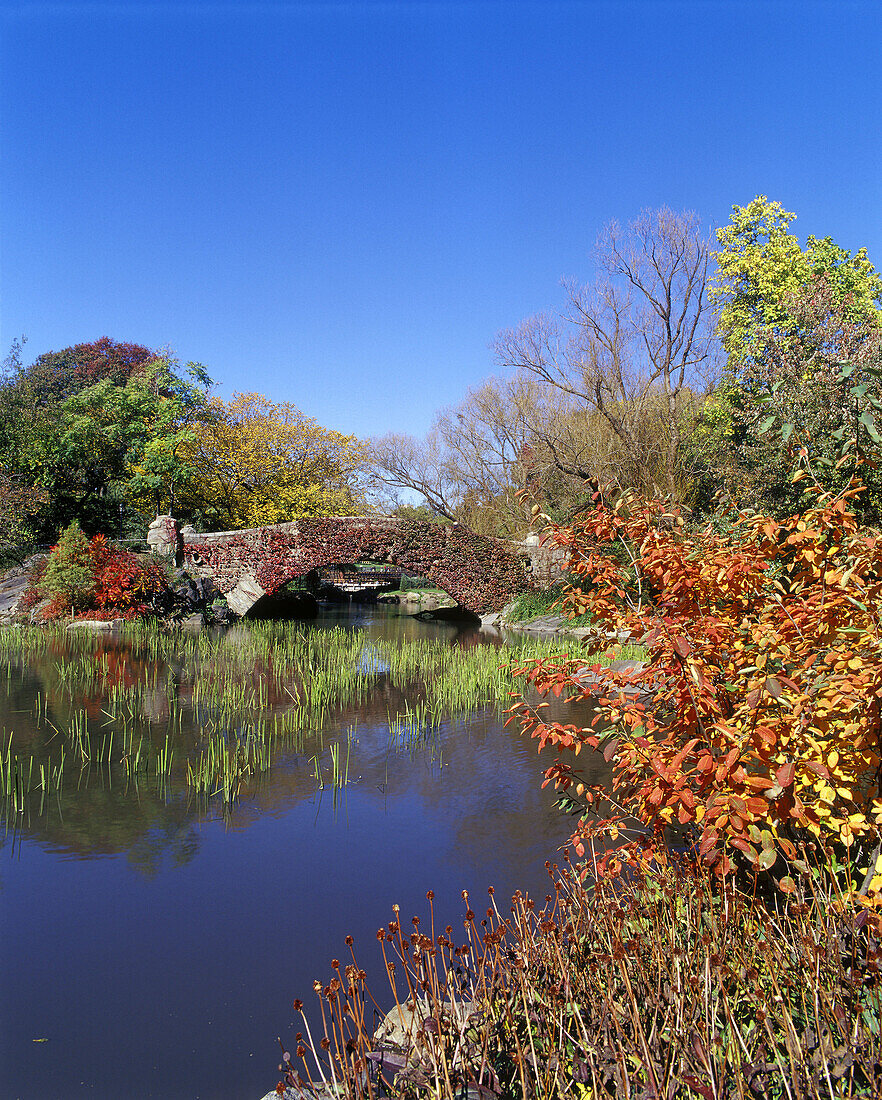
[149,515,542,617]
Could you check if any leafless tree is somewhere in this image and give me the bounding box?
[369,209,719,533]
[367,430,461,522]
[495,207,719,497]
[435,373,561,530]
[370,375,599,535]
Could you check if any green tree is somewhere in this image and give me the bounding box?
[692,277,882,520]
[0,339,211,543]
[711,195,882,376]
[63,355,213,520]
[38,521,94,617]
[688,198,882,518]
[0,469,49,563]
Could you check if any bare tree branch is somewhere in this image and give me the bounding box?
[496,207,720,497]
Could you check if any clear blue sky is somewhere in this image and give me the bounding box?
[2,0,880,440]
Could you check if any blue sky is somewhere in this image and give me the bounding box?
[2,0,880,440]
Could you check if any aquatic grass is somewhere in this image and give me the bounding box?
[387,702,432,748]
[328,734,352,789]
[1,731,65,814]
[0,619,619,821]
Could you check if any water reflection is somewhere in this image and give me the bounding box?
[0,606,608,1100]
[1,609,592,862]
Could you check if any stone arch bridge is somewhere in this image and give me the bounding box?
[148,515,561,618]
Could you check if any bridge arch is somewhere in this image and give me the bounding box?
[148,515,540,618]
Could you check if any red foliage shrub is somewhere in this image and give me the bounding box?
[19,535,168,620]
[88,536,167,616]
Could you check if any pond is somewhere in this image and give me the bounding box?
[0,605,607,1099]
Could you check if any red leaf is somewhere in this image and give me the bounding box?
[682,1076,715,1100]
[764,676,783,699]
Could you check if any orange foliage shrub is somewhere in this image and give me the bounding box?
[514,477,882,901]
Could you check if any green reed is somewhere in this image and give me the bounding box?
[0,620,608,821]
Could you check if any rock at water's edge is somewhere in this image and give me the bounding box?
[0,555,45,623]
[66,618,125,633]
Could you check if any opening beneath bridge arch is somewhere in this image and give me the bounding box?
[245,561,481,624]
[242,587,318,621]
[307,563,402,602]
[383,567,482,625]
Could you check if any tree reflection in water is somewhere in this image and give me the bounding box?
[0,606,607,1100]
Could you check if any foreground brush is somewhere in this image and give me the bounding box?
[280,853,882,1099]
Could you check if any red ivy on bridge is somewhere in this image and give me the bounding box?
[180,518,531,615]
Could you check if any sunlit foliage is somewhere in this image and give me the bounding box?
[0,338,211,541]
[179,393,368,529]
[27,523,168,620]
[711,195,882,376]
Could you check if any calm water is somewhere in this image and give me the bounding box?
[0,606,604,1099]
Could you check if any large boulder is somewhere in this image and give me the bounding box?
[66,618,125,633]
[0,555,46,623]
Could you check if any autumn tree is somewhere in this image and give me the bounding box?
[370,371,604,537]
[372,205,879,534]
[19,336,158,397]
[516,363,882,894]
[436,373,587,532]
[178,393,368,529]
[496,207,719,500]
[711,195,882,377]
[0,339,211,542]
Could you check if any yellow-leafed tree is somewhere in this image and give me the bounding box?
[180,393,367,528]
